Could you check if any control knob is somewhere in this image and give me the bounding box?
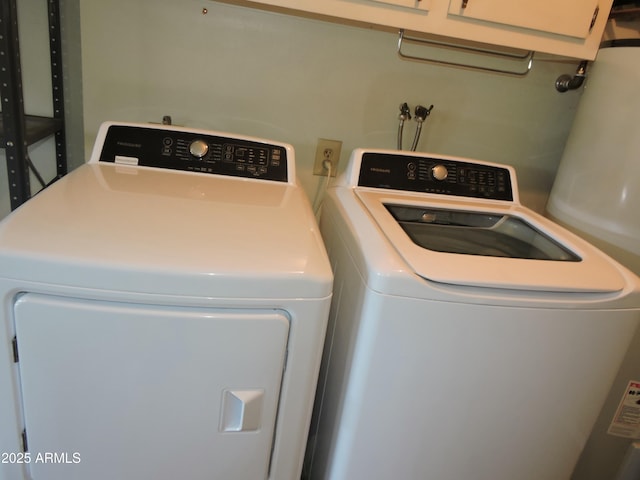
[431,164,448,181]
[189,139,209,158]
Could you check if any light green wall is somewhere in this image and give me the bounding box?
[78,0,584,212]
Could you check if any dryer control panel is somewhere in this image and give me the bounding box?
[97,125,290,182]
[357,152,514,201]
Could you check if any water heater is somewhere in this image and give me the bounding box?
[546,38,640,480]
[546,40,640,276]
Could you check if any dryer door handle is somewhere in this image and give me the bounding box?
[220,389,265,432]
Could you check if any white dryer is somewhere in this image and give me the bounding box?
[305,149,640,480]
[0,122,332,480]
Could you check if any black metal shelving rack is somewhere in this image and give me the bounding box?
[0,0,66,211]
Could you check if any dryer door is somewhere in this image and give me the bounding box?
[13,294,289,480]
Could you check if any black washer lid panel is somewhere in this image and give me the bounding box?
[385,204,581,261]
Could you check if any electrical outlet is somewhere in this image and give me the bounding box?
[313,138,342,177]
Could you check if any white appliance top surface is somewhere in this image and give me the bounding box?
[0,161,332,299]
[334,148,634,294]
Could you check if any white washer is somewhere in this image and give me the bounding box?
[0,122,332,480]
[305,149,640,480]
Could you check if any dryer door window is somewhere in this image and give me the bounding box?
[13,293,289,480]
[385,204,581,261]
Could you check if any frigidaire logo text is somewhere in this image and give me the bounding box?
[117,141,142,149]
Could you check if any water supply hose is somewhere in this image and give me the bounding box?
[410,104,434,151]
[397,103,411,150]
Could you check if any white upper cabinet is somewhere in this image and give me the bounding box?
[372,0,431,12]
[447,0,602,39]
[220,0,613,60]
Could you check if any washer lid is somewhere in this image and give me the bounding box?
[356,188,627,293]
[385,204,580,261]
[0,162,332,299]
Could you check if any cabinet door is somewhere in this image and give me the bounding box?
[448,0,601,39]
[370,0,430,12]
[14,294,289,480]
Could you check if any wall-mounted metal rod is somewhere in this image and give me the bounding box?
[397,30,534,77]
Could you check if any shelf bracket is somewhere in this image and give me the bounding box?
[0,0,67,210]
[48,0,67,180]
[0,0,32,209]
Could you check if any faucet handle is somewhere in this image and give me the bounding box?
[414,104,434,122]
[399,102,412,121]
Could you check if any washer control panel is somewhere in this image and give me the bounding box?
[357,152,513,201]
[98,125,289,182]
